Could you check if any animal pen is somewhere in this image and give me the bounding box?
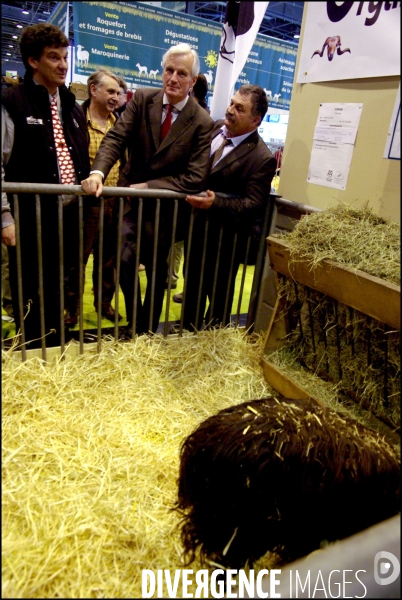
[2,188,400,597]
[2,183,274,359]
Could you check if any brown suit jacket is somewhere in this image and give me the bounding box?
[181,121,277,328]
[91,88,214,200]
[207,120,276,221]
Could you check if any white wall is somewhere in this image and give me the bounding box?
[278,8,400,222]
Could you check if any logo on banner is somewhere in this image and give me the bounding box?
[205,70,214,89]
[311,36,351,62]
[205,50,218,68]
[76,45,89,67]
[327,1,399,27]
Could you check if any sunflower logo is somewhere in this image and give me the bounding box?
[205,50,218,68]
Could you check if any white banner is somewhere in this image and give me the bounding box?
[297,2,400,84]
[211,1,269,120]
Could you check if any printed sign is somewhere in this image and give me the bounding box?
[307,103,363,190]
[297,2,400,83]
[72,1,297,111]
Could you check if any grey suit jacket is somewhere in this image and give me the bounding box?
[91,88,213,197]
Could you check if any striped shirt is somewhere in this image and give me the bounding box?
[86,109,120,187]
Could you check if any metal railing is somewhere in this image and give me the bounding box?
[2,183,276,361]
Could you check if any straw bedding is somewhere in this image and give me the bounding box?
[2,329,276,598]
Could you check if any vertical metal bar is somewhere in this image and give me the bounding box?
[366,321,371,367]
[13,195,26,360]
[323,319,329,373]
[131,198,143,338]
[35,194,46,361]
[383,326,389,406]
[194,214,209,331]
[334,299,342,379]
[293,281,304,342]
[234,236,251,328]
[149,198,160,333]
[58,196,65,354]
[209,224,224,321]
[318,292,329,374]
[96,196,104,353]
[246,195,276,331]
[179,208,195,336]
[306,287,316,364]
[222,231,238,326]
[114,196,124,340]
[78,195,84,354]
[164,199,178,337]
[348,306,355,357]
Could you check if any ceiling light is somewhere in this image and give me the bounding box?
[12,35,18,39]
[43,10,51,15]
[22,10,29,14]
[9,45,13,47]
[16,24,23,28]
[293,34,300,39]
[6,53,11,56]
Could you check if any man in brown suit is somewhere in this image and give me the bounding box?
[81,43,213,335]
[181,85,277,331]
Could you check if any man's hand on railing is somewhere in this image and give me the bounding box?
[185,189,215,209]
[81,173,104,198]
[2,223,15,246]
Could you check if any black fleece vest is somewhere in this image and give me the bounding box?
[2,77,90,185]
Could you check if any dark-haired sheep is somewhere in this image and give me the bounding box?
[175,397,400,569]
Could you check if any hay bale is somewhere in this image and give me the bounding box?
[275,203,400,285]
[2,329,275,598]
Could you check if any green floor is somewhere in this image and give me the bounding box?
[2,254,255,339]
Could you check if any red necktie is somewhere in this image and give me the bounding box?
[50,96,76,184]
[160,104,173,142]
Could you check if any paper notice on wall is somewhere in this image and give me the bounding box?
[314,126,357,144]
[308,141,354,190]
[316,102,363,126]
[307,103,363,190]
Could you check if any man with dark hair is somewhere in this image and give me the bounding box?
[114,76,128,118]
[2,23,90,348]
[81,69,122,323]
[192,73,209,112]
[180,84,276,330]
[82,43,213,336]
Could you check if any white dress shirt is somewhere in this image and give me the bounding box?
[210,125,256,166]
